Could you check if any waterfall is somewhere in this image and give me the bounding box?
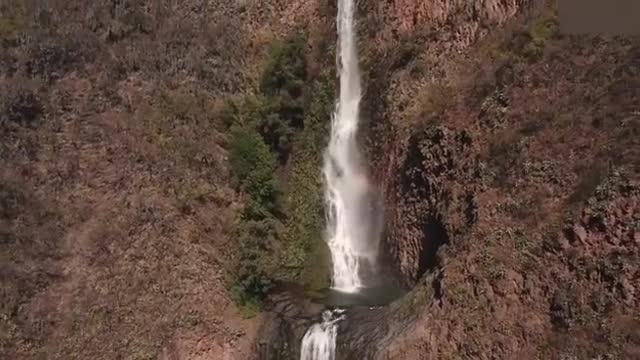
[301,0,377,358]
[323,0,379,294]
[300,310,345,360]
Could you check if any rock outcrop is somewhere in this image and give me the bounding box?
[385,126,479,286]
[351,0,640,357]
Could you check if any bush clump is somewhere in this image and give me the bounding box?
[225,95,297,163]
[25,35,97,81]
[229,126,280,218]
[230,219,278,312]
[260,35,306,99]
[227,125,281,310]
[226,34,335,309]
[495,7,559,63]
[0,3,25,47]
[0,84,42,126]
[258,34,307,160]
[487,131,523,188]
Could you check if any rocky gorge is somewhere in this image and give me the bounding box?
[1,0,638,359]
[256,0,639,359]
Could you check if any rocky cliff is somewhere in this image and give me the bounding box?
[350,0,640,358]
[360,0,538,286]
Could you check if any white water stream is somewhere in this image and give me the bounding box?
[324,0,380,295]
[301,0,380,358]
[300,310,346,360]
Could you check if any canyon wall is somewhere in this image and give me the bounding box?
[358,0,538,285]
[2,0,638,359]
[346,0,640,358]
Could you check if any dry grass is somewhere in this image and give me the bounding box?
[0,0,276,358]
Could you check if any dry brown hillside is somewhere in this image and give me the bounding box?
[0,0,329,358]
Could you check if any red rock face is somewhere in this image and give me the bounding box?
[349,0,640,358]
[383,126,479,286]
[360,0,535,288]
[362,0,531,53]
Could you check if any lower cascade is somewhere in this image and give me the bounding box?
[300,310,346,360]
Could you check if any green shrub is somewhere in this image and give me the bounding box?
[0,3,25,46]
[228,125,280,307]
[0,181,24,220]
[223,94,301,162]
[568,162,609,204]
[278,77,333,291]
[487,131,523,187]
[226,36,337,307]
[228,125,279,217]
[259,34,307,159]
[0,17,20,44]
[230,219,278,311]
[522,14,558,60]
[260,34,306,98]
[392,42,418,70]
[494,7,558,63]
[224,35,308,161]
[240,95,296,160]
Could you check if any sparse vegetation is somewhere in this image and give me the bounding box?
[487,131,523,188]
[0,82,42,126]
[495,6,559,63]
[568,161,609,204]
[416,83,454,119]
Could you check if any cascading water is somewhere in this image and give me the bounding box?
[300,310,345,360]
[323,0,380,294]
[301,0,380,358]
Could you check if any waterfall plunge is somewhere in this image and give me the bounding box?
[301,0,381,358]
[323,0,381,294]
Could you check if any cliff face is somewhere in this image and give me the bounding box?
[359,0,537,287]
[353,0,640,358]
